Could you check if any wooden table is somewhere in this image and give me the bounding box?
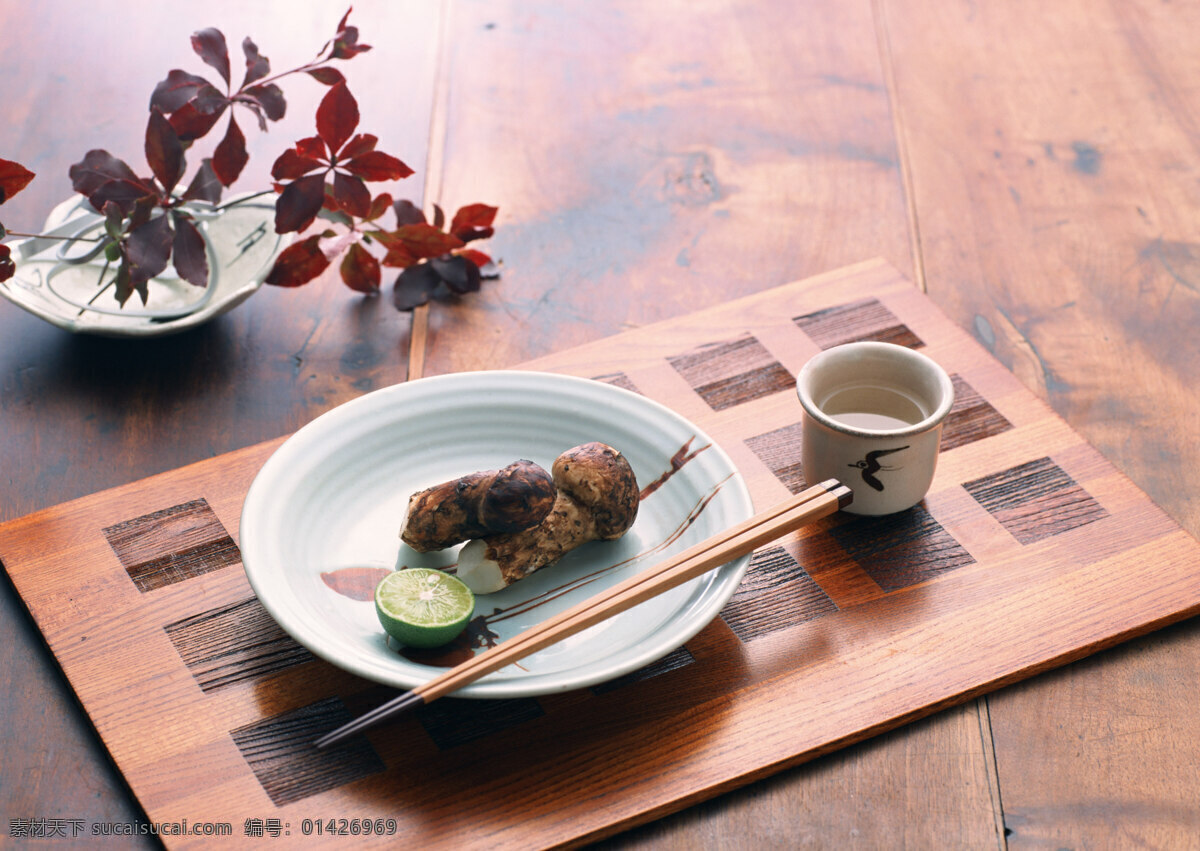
[2,1,1197,847]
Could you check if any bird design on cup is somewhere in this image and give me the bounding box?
[848,446,909,491]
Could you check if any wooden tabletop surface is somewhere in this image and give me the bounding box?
[2,1,1197,847]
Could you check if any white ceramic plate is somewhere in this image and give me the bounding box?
[0,194,284,337]
[240,370,754,698]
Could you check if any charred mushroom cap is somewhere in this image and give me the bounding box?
[551,442,639,539]
[400,459,556,552]
[477,460,557,532]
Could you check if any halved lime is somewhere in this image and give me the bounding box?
[374,568,476,648]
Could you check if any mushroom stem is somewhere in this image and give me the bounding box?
[455,442,639,594]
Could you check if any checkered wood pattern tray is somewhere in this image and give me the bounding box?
[4,259,1198,848]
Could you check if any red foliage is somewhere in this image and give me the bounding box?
[0,158,35,281]
[212,115,249,186]
[145,110,185,193]
[0,158,35,204]
[171,212,209,286]
[377,224,464,267]
[340,241,380,293]
[0,244,14,283]
[264,234,331,287]
[0,8,500,310]
[449,203,498,242]
[270,83,412,236]
[380,203,500,310]
[45,8,378,304]
[329,10,372,59]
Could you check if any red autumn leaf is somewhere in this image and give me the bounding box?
[213,114,249,186]
[339,133,376,160]
[274,173,327,233]
[379,241,416,268]
[392,262,441,310]
[150,69,212,113]
[127,194,158,231]
[191,27,231,87]
[125,213,174,283]
[332,171,371,217]
[171,213,209,287]
[379,223,465,265]
[0,244,14,282]
[191,84,230,116]
[458,248,493,270]
[167,99,228,142]
[364,192,393,221]
[392,199,425,226]
[0,158,35,204]
[181,158,223,204]
[373,228,416,266]
[306,67,345,86]
[114,261,135,306]
[271,147,323,181]
[88,179,157,216]
[237,102,268,135]
[316,82,358,158]
[331,10,372,59]
[449,203,498,242]
[241,36,270,87]
[265,234,330,287]
[241,83,286,124]
[296,135,327,161]
[431,254,482,295]
[343,150,413,182]
[145,109,185,193]
[69,150,142,198]
[340,241,380,293]
[399,223,465,257]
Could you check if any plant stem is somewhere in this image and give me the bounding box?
[213,189,275,212]
[249,55,336,92]
[85,260,117,307]
[4,231,104,243]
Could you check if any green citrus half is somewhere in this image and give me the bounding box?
[374,568,476,649]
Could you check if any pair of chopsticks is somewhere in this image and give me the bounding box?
[315,478,852,748]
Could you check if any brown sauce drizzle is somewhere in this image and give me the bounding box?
[639,436,709,500]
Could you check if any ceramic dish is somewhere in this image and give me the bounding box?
[240,370,755,698]
[0,194,284,337]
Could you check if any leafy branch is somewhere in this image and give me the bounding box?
[0,9,498,313]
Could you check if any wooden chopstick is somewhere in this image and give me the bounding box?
[315,478,852,748]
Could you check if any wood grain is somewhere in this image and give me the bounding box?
[421,0,914,374]
[0,0,439,519]
[0,2,438,840]
[2,0,1199,846]
[597,701,1003,850]
[881,0,1200,844]
[3,261,1197,848]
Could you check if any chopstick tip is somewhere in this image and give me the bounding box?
[817,478,854,510]
[314,690,425,749]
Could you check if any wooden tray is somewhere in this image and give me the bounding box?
[4,259,1198,848]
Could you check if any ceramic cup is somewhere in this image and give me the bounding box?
[796,341,954,515]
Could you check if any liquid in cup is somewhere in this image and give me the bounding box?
[796,342,954,515]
